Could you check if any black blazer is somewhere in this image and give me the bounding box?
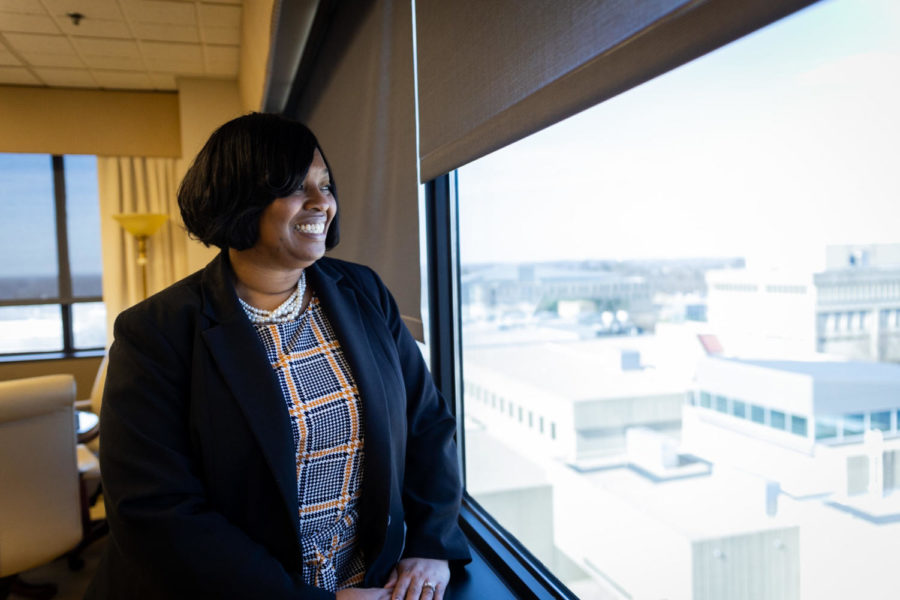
[86,253,469,600]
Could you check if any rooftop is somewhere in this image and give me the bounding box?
[720,357,900,384]
[464,329,699,401]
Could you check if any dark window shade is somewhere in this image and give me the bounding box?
[415,0,817,181]
[287,0,424,338]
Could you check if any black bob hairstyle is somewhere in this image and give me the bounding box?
[178,112,339,251]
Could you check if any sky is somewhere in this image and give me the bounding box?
[0,154,101,278]
[457,0,900,272]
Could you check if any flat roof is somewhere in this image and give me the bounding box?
[464,333,695,401]
[719,357,900,384]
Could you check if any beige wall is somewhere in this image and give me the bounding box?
[175,77,244,273]
[0,356,103,399]
[0,86,180,157]
[239,0,276,113]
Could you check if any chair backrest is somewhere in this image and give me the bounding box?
[88,353,109,416]
[0,375,83,577]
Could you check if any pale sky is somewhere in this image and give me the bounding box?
[457,0,900,272]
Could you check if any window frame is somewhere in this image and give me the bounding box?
[420,2,825,596]
[424,173,578,599]
[0,154,103,359]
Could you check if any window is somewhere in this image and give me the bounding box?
[715,395,728,414]
[770,410,787,431]
[447,0,900,597]
[843,413,864,438]
[816,417,838,441]
[871,411,891,432]
[751,404,766,425]
[791,415,808,437]
[0,154,105,356]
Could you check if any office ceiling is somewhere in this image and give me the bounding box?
[0,0,242,91]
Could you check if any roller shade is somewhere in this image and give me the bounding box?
[288,0,423,338]
[415,0,817,181]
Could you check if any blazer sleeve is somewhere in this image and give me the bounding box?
[99,306,334,600]
[358,267,471,565]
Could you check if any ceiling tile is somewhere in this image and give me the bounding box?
[204,44,236,75]
[44,0,125,20]
[33,67,97,87]
[122,0,196,25]
[6,32,83,68]
[84,54,145,71]
[4,32,75,54]
[73,37,141,58]
[133,22,199,43]
[18,52,84,68]
[0,12,60,34]
[198,4,239,28]
[147,71,175,89]
[93,69,153,89]
[0,1,45,15]
[0,65,40,84]
[145,57,204,74]
[56,18,132,39]
[0,45,21,66]
[140,40,202,61]
[201,26,238,45]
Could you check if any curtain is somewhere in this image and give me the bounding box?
[97,156,185,346]
[288,0,423,339]
[415,0,816,180]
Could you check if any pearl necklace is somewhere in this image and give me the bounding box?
[239,270,307,325]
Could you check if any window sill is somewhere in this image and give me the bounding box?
[453,497,576,600]
[0,349,105,364]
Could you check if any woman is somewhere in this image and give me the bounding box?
[86,113,469,600]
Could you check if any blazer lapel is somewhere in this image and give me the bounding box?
[198,254,301,538]
[307,261,395,556]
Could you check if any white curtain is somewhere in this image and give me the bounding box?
[97,156,186,346]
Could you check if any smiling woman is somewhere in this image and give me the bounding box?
[86,113,470,600]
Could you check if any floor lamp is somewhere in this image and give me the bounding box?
[112,213,168,300]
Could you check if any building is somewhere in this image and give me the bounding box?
[706,244,900,362]
[686,355,900,499]
[463,330,696,464]
[461,263,654,330]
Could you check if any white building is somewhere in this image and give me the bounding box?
[463,325,900,599]
[706,244,900,362]
[463,329,697,464]
[686,355,900,499]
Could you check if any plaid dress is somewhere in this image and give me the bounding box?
[248,294,367,591]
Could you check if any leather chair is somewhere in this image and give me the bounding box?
[74,354,108,455]
[0,375,83,599]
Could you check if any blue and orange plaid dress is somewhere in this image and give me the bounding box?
[248,294,367,591]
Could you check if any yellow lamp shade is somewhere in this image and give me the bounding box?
[112,213,169,238]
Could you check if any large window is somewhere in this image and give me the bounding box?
[0,154,105,356]
[451,1,900,599]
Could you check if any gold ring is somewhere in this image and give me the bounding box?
[423,581,435,590]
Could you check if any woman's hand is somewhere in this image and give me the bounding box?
[383,557,450,600]
[336,587,394,600]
